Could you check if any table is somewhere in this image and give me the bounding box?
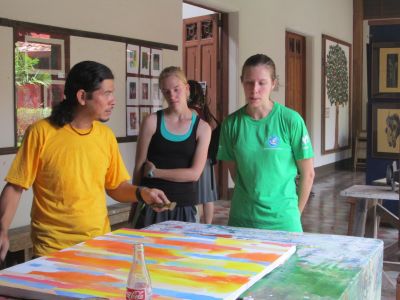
[340,185,399,238]
[148,221,382,299]
[340,184,399,293]
[0,221,383,300]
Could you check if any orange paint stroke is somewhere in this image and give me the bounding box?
[49,251,130,270]
[228,252,280,262]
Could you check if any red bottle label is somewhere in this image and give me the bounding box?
[126,288,146,300]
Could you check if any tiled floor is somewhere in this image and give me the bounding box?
[210,169,398,300]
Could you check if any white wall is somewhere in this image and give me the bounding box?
[0,0,182,228]
[191,0,354,167]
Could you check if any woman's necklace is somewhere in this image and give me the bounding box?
[69,123,93,136]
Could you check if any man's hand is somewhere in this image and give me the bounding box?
[0,230,9,262]
[140,187,171,212]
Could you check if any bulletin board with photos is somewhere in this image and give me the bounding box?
[126,44,163,137]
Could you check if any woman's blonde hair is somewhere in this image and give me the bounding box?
[158,66,188,87]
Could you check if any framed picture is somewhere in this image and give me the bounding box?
[321,34,352,154]
[140,47,150,76]
[126,77,139,106]
[140,106,151,126]
[151,48,162,77]
[44,80,65,108]
[126,106,139,136]
[139,78,151,105]
[372,102,400,159]
[371,42,400,99]
[151,78,162,105]
[126,44,139,74]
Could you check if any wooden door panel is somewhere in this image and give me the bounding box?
[183,13,218,117]
[285,31,306,121]
[200,44,217,115]
[185,46,198,80]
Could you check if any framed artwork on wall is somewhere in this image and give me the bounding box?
[126,106,139,136]
[372,101,400,159]
[151,48,162,77]
[126,76,139,106]
[139,78,150,105]
[140,47,150,76]
[371,42,400,99]
[140,106,151,125]
[126,44,139,74]
[321,34,352,154]
[151,78,162,105]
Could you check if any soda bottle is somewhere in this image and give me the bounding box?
[126,243,152,300]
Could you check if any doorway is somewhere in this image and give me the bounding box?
[285,31,307,121]
[182,2,229,199]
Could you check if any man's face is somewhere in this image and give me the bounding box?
[85,79,116,122]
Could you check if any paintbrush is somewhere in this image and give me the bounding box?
[151,202,176,210]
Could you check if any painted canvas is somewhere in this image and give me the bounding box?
[0,228,295,300]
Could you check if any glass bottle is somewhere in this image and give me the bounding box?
[126,243,152,300]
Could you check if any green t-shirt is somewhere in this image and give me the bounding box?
[217,102,314,232]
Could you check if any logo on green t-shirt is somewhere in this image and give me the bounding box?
[266,135,280,148]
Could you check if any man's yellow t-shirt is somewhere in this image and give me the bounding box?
[6,119,130,256]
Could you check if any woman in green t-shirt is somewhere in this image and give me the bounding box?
[217,54,315,232]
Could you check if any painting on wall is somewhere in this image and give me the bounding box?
[140,47,150,76]
[371,42,400,99]
[126,106,139,136]
[372,101,400,159]
[150,78,162,106]
[126,44,139,74]
[140,106,151,126]
[126,76,139,106]
[321,34,352,154]
[151,48,162,77]
[139,78,150,105]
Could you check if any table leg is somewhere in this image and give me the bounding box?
[347,198,356,236]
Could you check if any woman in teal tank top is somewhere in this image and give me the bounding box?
[130,66,211,228]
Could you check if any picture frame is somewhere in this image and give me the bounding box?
[126,106,139,136]
[126,76,139,106]
[151,48,162,77]
[126,44,139,74]
[371,101,400,159]
[140,47,150,76]
[321,34,352,154]
[151,78,162,105]
[139,106,151,126]
[139,78,151,105]
[371,42,400,99]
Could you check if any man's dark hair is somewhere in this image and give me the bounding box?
[49,61,114,127]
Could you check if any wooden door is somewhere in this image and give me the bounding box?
[183,13,219,119]
[285,31,306,121]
